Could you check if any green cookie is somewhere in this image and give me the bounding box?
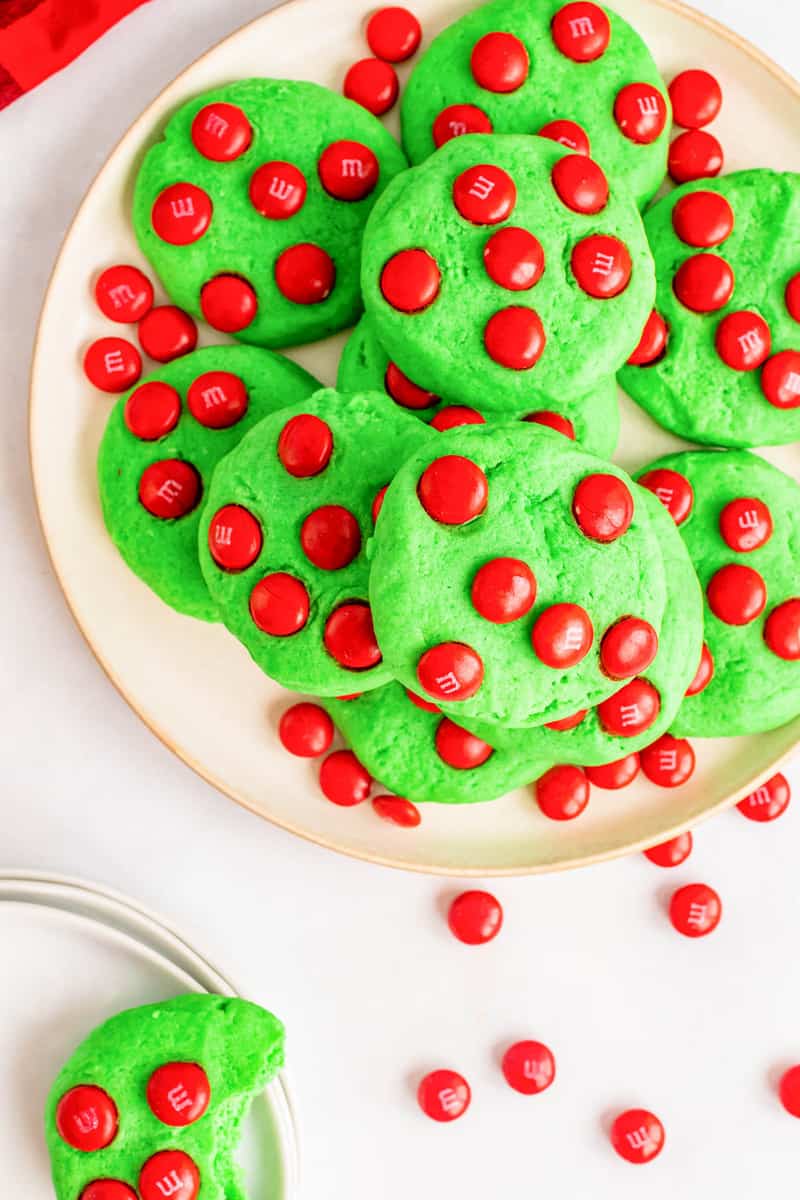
[618,170,800,447]
[325,682,552,804]
[460,487,704,763]
[98,345,319,622]
[401,0,670,208]
[361,133,654,409]
[369,422,666,728]
[637,450,800,737]
[46,994,283,1200]
[337,314,620,458]
[199,389,434,695]
[133,79,407,349]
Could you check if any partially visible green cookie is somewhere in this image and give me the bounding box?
[361,133,654,409]
[325,682,553,804]
[460,487,704,764]
[338,315,620,458]
[401,0,670,208]
[133,79,407,349]
[98,345,319,621]
[46,994,284,1200]
[369,422,667,729]
[637,450,800,736]
[619,170,800,447]
[199,389,434,695]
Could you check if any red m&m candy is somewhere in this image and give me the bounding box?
[532,603,593,668]
[761,350,800,409]
[600,616,658,679]
[147,1063,210,1126]
[501,1040,556,1094]
[366,6,422,62]
[484,307,546,370]
[673,253,733,313]
[627,310,668,366]
[279,702,334,757]
[447,889,503,944]
[573,472,634,542]
[453,164,516,226]
[779,1065,800,1117]
[191,102,252,161]
[406,688,440,714]
[640,734,695,788]
[381,249,441,313]
[544,708,587,731]
[249,162,307,219]
[610,1109,665,1163]
[537,119,590,155]
[707,564,766,625]
[80,1183,137,1200]
[250,573,309,636]
[432,104,493,147]
[435,719,493,769]
[597,678,660,736]
[418,455,488,524]
[613,83,667,143]
[637,467,694,525]
[643,831,693,867]
[571,235,631,298]
[94,264,153,322]
[471,557,536,623]
[187,371,248,429]
[671,190,733,248]
[764,598,800,660]
[208,504,263,572]
[525,410,575,439]
[430,406,485,430]
[151,183,212,245]
[417,1070,471,1121]
[719,496,773,552]
[417,642,484,700]
[737,772,790,822]
[372,485,388,523]
[124,381,181,441]
[785,274,800,322]
[536,764,590,820]
[551,154,608,215]
[551,2,609,61]
[139,1151,199,1200]
[372,794,422,827]
[84,337,142,393]
[668,130,723,183]
[300,505,361,570]
[715,311,771,371]
[669,69,722,129]
[278,414,333,477]
[669,882,721,937]
[483,227,545,291]
[139,460,201,520]
[200,274,258,332]
[56,1085,118,1151]
[685,642,714,696]
[344,57,399,115]
[385,362,439,409]
[319,749,371,805]
[138,305,197,363]
[318,141,379,201]
[470,31,529,93]
[275,244,335,305]
[324,602,382,669]
[585,754,640,789]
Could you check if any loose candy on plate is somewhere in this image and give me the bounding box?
[736,772,791,822]
[94,264,154,323]
[447,889,503,943]
[669,882,722,937]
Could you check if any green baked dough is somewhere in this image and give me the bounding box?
[338,314,621,458]
[369,422,666,728]
[199,389,434,695]
[325,682,553,804]
[361,133,654,408]
[619,170,800,447]
[98,345,319,622]
[638,450,800,737]
[133,79,407,349]
[46,994,284,1200]
[401,0,670,208]
[460,487,704,762]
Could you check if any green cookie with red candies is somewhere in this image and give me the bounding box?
[619,170,800,447]
[325,682,554,803]
[133,78,407,349]
[46,994,284,1200]
[361,133,654,410]
[198,389,434,695]
[400,0,670,209]
[98,345,319,622]
[459,487,703,763]
[637,449,800,736]
[337,314,621,457]
[369,421,666,729]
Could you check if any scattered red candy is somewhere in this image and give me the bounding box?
[417,641,484,700]
[200,274,258,332]
[571,234,631,298]
[139,460,201,520]
[432,103,493,148]
[278,413,333,478]
[56,1085,118,1151]
[643,831,693,868]
[779,1066,800,1117]
[94,264,153,323]
[191,102,252,161]
[279,702,334,757]
[483,226,545,291]
[139,1151,200,1200]
[435,719,493,769]
[600,616,658,680]
[544,708,587,731]
[124,381,181,441]
[366,6,422,61]
[249,161,307,219]
[597,678,660,737]
[551,2,609,61]
[669,68,722,128]
[417,1070,471,1121]
[381,249,441,312]
[551,154,608,214]
[372,484,388,522]
[715,311,771,372]
[318,140,379,201]
[525,410,575,439]
[532,603,593,668]
[79,1183,137,1200]
[300,505,362,570]
[430,405,485,430]
[501,1040,556,1094]
[669,882,721,937]
[707,563,766,625]
[344,57,399,115]
[537,118,590,155]
[406,688,440,714]
[275,243,336,305]
[719,496,773,552]
[151,183,212,245]
[764,598,800,660]
[737,772,791,822]
[484,306,546,369]
[685,642,714,696]
[84,336,142,393]
[250,573,310,636]
[573,472,634,542]
[385,362,439,409]
[418,455,488,525]
[324,602,382,669]
[448,889,503,944]
[536,764,590,820]
[613,82,668,144]
[640,734,695,788]
[147,1063,210,1127]
[610,1109,665,1164]
[138,305,198,363]
[372,794,422,827]
[668,129,723,183]
[585,754,640,790]
[453,164,516,226]
[673,253,733,312]
[471,557,536,623]
[319,749,372,805]
[187,370,248,429]
[208,504,263,571]
[761,350,800,409]
[470,31,529,93]
[637,467,694,525]
[627,310,668,366]
[671,190,733,248]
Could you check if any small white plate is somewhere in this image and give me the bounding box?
[0,871,299,1197]
[30,0,800,875]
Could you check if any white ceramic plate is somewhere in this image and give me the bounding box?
[30,0,800,875]
[0,871,299,1197]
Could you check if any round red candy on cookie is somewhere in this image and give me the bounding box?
[139,1151,200,1200]
[597,678,660,736]
[551,154,608,215]
[277,413,333,478]
[544,708,587,731]
[637,467,694,525]
[610,1109,665,1164]
[187,370,249,429]
[318,141,379,201]
[453,164,516,225]
[613,83,667,143]
[668,130,723,183]
[84,337,142,393]
[381,249,441,313]
[79,1182,138,1200]
[600,616,658,680]
[572,472,634,542]
[484,306,546,369]
[139,460,201,520]
[525,410,575,438]
[94,264,153,323]
[191,102,252,161]
[385,362,439,410]
[760,350,800,409]
[208,504,263,572]
[372,794,422,827]
[324,602,382,669]
[706,564,766,625]
[669,882,721,937]
[501,1040,556,1095]
[249,162,307,219]
[301,505,362,570]
[200,274,258,332]
[124,381,181,441]
[764,598,800,660]
[640,733,695,787]
[447,889,503,944]
[715,311,771,371]
[372,485,388,523]
[433,104,493,148]
[279,702,334,757]
[435,719,493,769]
[471,557,536,623]
[536,764,590,821]
[418,455,488,524]
[151,183,212,245]
[673,253,733,313]
[537,119,590,155]
[470,31,529,93]
[551,2,609,61]
[483,227,545,291]
[532,603,593,668]
[319,749,371,805]
[585,753,640,790]
[344,57,399,115]
[643,831,693,867]
[570,234,631,299]
[366,6,422,62]
[250,573,310,636]
[668,69,722,129]
[685,642,714,696]
[56,1085,118,1151]
[147,1062,210,1126]
[671,190,733,248]
[785,273,800,323]
[417,1070,471,1121]
[138,305,198,363]
[417,641,484,701]
[430,406,485,430]
[627,310,668,366]
[275,244,336,305]
[719,497,773,552]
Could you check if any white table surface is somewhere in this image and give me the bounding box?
[2,1,799,1195]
